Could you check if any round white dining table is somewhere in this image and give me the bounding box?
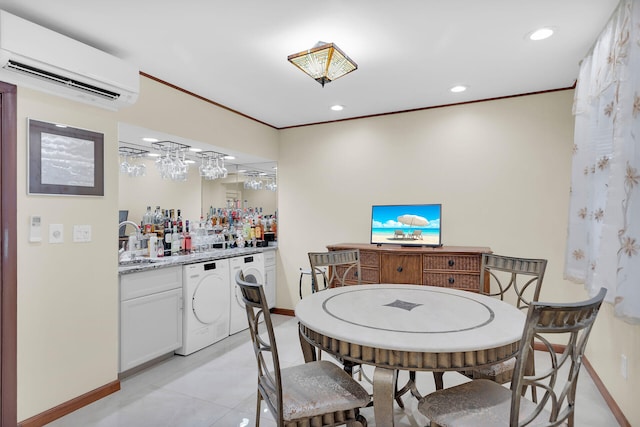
[295,284,526,427]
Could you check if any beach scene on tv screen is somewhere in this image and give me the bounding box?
[371,205,441,245]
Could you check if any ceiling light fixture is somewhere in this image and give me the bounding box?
[142,137,159,143]
[288,41,357,87]
[450,85,467,93]
[331,104,344,111]
[529,27,554,41]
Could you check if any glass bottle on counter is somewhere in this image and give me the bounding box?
[153,206,164,236]
[171,225,180,255]
[142,206,153,234]
[164,226,172,257]
[183,220,192,253]
[177,209,183,233]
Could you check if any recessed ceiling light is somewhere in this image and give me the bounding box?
[142,137,159,143]
[529,27,554,41]
[450,85,467,93]
[330,104,344,111]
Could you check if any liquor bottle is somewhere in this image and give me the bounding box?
[255,217,262,240]
[143,206,152,234]
[177,209,183,233]
[152,206,163,235]
[148,233,158,258]
[183,221,192,253]
[171,225,180,255]
[164,226,172,257]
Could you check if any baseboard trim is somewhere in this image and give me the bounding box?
[533,342,630,427]
[18,380,120,427]
[271,307,294,316]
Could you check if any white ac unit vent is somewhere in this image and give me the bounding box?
[0,10,139,110]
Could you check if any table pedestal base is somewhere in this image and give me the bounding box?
[373,367,397,427]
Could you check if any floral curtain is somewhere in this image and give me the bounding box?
[565,0,640,323]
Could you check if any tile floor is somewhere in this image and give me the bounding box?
[48,314,619,426]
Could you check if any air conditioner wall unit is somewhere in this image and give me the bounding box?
[0,10,139,110]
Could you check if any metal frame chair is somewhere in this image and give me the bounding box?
[307,249,361,293]
[419,288,607,427]
[235,270,370,427]
[462,254,548,394]
[480,253,547,309]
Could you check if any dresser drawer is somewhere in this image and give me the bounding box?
[423,254,481,272]
[334,265,379,284]
[359,250,380,268]
[423,272,481,291]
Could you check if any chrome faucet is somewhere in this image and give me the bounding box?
[119,220,141,262]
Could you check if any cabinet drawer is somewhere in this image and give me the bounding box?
[334,265,379,284]
[120,266,182,301]
[423,254,481,272]
[423,272,480,291]
[381,254,422,285]
[359,250,380,268]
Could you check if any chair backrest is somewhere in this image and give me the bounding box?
[509,288,607,426]
[235,270,284,423]
[480,253,547,310]
[308,249,361,292]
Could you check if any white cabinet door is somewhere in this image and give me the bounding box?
[120,288,182,372]
[264,251,276,308]
[264,265,276,308]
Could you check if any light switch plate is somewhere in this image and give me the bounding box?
[49,224,64,244]
[73,225,92,242]
[29,215,42,242]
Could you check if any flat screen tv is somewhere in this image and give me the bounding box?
[370,204,442,247]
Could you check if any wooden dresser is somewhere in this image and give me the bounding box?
[327,243,492,292]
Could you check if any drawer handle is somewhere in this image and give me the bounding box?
[448,277,455,284]
[397,266,403,273]
[448,259,455,267]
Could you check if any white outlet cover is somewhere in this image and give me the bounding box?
[49,224,64,243]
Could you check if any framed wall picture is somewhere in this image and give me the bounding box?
[28,119,104,196]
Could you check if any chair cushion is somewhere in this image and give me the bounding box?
[420,379,557,427]
[262,360,370,420]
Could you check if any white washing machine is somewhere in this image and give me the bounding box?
[176,259,231,356]
[229,253,265,335]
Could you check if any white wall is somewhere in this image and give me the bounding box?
[17,88,120,420]
[277,90,639,424]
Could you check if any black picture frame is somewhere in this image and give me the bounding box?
[28,119,104,196]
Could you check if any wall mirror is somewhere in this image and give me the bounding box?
[117,122,277,228]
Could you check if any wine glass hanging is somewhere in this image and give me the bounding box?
[197,151,229,180]
[152,141,191,181]
[119,146,149,177]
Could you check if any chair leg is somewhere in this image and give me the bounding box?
[524,346,537,402]
[255,394,262,427]
[395,370,418,407]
